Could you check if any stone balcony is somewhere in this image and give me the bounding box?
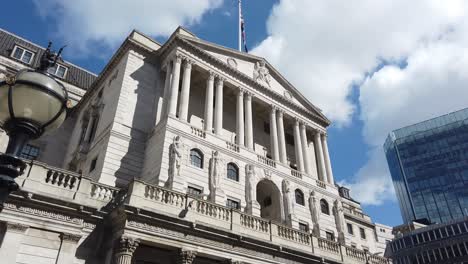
[12,160,390,264]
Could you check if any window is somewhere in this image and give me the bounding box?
[47,63,68,78]
[227,163,239,181]
[20,144,39,160]
[326,231,335,241]
[360,227,366,239]
[320,199,330,215]
[295,189,305,205]
[299,222,309,232]
[187,186,202,197]
[347,223,354,235]
[90,156,98,172]
[11,46,34,64]
[190,149,203,168]
[226,199,240,210]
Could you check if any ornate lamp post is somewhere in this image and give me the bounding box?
[0,42,69,206]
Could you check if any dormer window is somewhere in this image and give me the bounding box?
[11,45,35,64]
[47,63,68,78]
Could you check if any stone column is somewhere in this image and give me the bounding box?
[269,106,280,161]
[204,72,215,132]
[236,88,245,146]
[57,233,82,264]
[293,119,305,172]
[214,77,225,135]
[322,134,335,184]
[244,92,254,149]
[0,222,28,262]
[113,236,139,264]
[276,110,287,164]
[160,62,172,120]
[177,249,197,264]
[178,58,193,122]
[314,132,327,182]
[299,123,312,175]
[168,54,182,117]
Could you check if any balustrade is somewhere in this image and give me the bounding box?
[90,183,119,201]
[345,246,367,261]
[368,255,390,264]
[188,198,231,222]
[257,155,276,168]
[290,169,302,178]
[144,185,186,208]
[317,237,340,254]
[226,141,240,152]
[240,213,269,233]
[45,169,80,190]
[277,225,310,245]
[316,180,326,189]
[191,126,206,138]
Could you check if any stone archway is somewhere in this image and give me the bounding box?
[256,179,282,222]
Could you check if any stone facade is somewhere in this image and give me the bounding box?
[0,27,390,264]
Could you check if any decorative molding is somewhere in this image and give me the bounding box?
[61,232,82,242]
[227,57,238,69]
[6,222,29,232]
[178,249,197,264]
[3,203,83,225]
[116,235,140,254]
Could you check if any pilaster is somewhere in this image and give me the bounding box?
[168,54,183,117]
[214,76,225,135]
[314,132,327,182]
[270,105,280,161]
[204,71,216,132]
[244,92,254,150]
[276,109,287,164]
[178,58,194,121]
[0,222,29,262]
[236,87,245,146]
[293,119,305,172]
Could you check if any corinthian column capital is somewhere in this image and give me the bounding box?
[178,249,197,264]
[116,236,140,255]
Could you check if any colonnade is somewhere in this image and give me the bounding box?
[163,53,334,184]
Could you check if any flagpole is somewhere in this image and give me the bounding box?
[238,0,242,52]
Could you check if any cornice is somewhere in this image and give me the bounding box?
[160,36,330,128]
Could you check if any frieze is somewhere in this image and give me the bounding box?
[61,232,82,242]
[3,203,83,225]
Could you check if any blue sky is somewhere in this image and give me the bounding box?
[4,0,468,227]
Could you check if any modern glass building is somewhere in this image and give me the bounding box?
[384,108,468,224]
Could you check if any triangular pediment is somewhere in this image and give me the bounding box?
[164,28,330,126]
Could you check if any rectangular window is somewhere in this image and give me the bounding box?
[226,199,240,210]
[359,227,366,239]
[187,186,202,197]
[20,144,40,160]
[326,231,335,241]
[299,222,309,232]
[47,63,68,78]
[347,223,353,235]
[11,46,34,64]
[89,156,98,172]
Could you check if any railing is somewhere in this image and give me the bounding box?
[240,213,270,233]
[188,198,231,222]
[191,126,206,138]
[257,155,276,168]
[277,225,310,245]
[316,180,326,189]
[345,246,367,261]
[317,237,340,254]
[343,207,372,222]
[44,169,80,191]
[144,185,186,208]
[90,182,119,201]
[225,141,240,152]
[368,255,390,264]
[290,169,302,179]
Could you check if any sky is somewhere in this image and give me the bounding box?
[3,0,468,227]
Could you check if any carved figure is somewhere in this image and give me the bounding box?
[245,164,256,203]
[209,151,222,190]
[282,179,294,222]
[167,136,182,188]
[253,61,271,87]
[333,200,346,244]
[309,191,319,224]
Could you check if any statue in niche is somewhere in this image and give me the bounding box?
[209,151,223,200]
[333,200,346,244]
[253,60,271,87]
[245,164,256,204]
[282,179,294,223]
[167,136,182,189]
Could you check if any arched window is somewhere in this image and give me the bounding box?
[320,199,330,215]
[227,163,239,181]
[190,149,203,168]
[295,189,305,205]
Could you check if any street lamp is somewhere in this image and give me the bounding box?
[0,42,69,206]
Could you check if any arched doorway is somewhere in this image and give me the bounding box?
[256,179,282,222]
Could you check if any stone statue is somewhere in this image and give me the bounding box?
[309,191,321,236]
[333,200,346,244]
[282,179,294,223]
[167,136,182,189]
[253,61,271,87]
[209,151,224,202]
[245,164,256,203]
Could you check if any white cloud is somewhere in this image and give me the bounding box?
[33,0,223,56]
[253,0,468,205]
